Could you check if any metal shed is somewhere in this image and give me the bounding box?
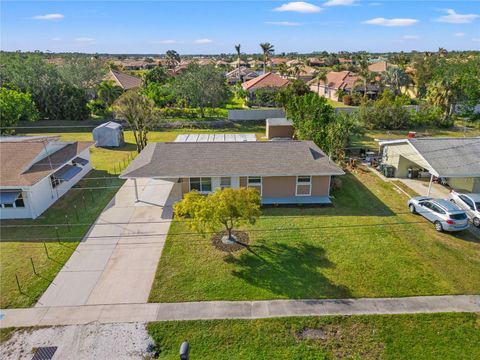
[92,121,125,148]
[266,118,294,140]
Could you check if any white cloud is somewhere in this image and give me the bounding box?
[402,35,419,39]
[324,0,355,6]
[454,32,465,37]
[363,17,418,27]
[472,38,480,42]
[368,2,382,6]
[436,9,479,24]
[74,37,95,45]
[265,21,302,26]
[194,38,213,44]
[156,39,176,44]
[274,2,322,13]
[33,13,64,20]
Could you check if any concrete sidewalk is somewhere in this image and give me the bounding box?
[2,295,479,328]
[36,179,181,307]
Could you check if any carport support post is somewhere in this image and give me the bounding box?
[134,178,139,202]
[427,174,433,196]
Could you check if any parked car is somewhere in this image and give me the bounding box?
[407,196,469,232]
[448,190,480,227]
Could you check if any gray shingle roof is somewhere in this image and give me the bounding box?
[409,137,480,177]
[120,141,344,178]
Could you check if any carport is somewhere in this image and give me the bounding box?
[379,137,480,196]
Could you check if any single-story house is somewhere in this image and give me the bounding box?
[0,136,93,219]
[120,141,344,205]
[226,67,259,84]
[242,72,290,93]
[379,137,480,193]
[368,61,392,73]
[108,70,142,90]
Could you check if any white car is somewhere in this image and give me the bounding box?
[448,190,480,227]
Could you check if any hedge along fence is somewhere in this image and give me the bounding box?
[228,109,286,121]
[158,107,228,119]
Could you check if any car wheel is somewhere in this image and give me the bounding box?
[434,221,443,232]
[409,204,417,214]
[473,217,480,228]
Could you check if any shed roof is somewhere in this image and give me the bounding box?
[380,137,480,177]
[94,121,122,130]
[120,141,344,179]
[267,118,293,126]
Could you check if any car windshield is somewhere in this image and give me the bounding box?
[450,213,467,220]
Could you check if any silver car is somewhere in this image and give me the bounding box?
[448,190,480,228]
[407,196,469,232]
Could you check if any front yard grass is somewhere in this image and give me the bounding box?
[0,171,121,308]
[147,313,480,360]
[149,169,480,302]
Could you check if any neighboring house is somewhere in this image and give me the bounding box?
[368,61,392,73]
[309,71,359,101]
[108,70,142,90]
[120,141,344,205]
[379,137,480,193]
[241,72,290,93]
[0,137,93,219]
[92,121,125,148]
[309,70,378,101]
[226,67,259,84]
[297,65,317,82]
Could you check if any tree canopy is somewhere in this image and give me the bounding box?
[0,87,39,134]
[174,187,261,242]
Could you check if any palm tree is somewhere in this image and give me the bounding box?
[259,43,274,74]
[97,80,123,107]
[277,63,289,77]
[384,67,410,96]
[313,70,327,95]
[235,44,241,81]
[165,50,180,69]
[357,55,373,98]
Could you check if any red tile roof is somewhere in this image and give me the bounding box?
[241,72,289,91]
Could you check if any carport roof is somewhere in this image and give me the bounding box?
[120,141,345,178]
[380,137,480,177]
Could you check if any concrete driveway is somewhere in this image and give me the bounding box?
[36,178,181,307]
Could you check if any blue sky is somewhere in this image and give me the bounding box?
[2,1,479,54]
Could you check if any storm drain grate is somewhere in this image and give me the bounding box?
[31,346,57,360]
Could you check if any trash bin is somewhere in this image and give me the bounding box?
[384,165,395,178]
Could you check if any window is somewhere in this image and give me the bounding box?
[220,177,231,189]
[459,195,475,210]
[50,175,62,188]
[296,176,312,196]
[15,193,25,208]
[247,177,262,195]
[190,177,212,192]
[248,177,261,185]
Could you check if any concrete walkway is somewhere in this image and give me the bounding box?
[36,179,181,307]
[2,295,479,328]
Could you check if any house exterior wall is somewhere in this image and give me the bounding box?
[266,125,294,139]
[447,177,480,192]
[310,85,340,101]
[382,143,431,177]
[177,175,332,203]
[0,148,92,220]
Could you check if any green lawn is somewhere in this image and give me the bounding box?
[149,169,480,302]
[0,171,122,308]
[147,313,480,360]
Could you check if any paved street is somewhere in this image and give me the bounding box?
[2,295,479,328]
[35,179,181,307]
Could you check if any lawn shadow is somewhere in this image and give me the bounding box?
[225,242,351,299]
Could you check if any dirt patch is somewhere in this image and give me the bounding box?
[212,230,249,252]
[296,323,385,359]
